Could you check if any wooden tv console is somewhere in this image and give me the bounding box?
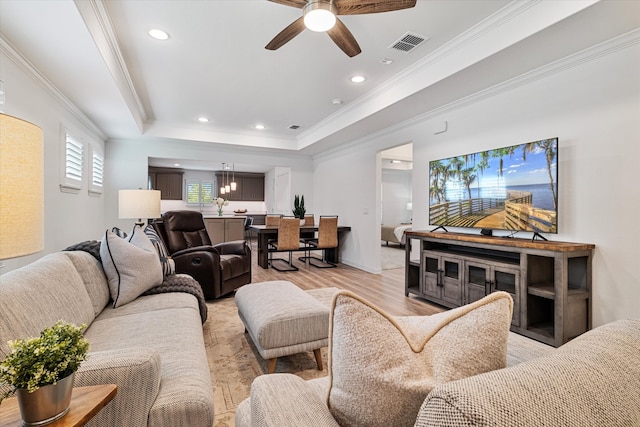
[404,231,595,347]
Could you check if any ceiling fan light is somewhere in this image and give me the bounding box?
[304,2,336,32]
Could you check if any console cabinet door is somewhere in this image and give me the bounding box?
[464,260,520,327]
[440,255,463,306]
[491,265,520,327]
[421,251,463,306]
[465,263,488,305]
[422,252,441,299]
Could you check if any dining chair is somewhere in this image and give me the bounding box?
[243,216,254,246]
[306,215,338,268]
[268,216,303,271]
[265,214,282,227]
[298,214,315,262]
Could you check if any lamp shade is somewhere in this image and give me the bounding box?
[0,113,44,259]
[118,189,161,222]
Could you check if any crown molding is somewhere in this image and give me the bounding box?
[0,36,107,141]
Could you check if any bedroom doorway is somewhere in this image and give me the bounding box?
[379,143,413,271]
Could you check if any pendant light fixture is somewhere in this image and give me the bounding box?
[220,162,226,195]
[230,163,237,191]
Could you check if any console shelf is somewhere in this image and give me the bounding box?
[405,231,595,347]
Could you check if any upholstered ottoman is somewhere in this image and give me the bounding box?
[235,280,335,373]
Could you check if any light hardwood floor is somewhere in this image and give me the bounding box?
[247,239,445,317]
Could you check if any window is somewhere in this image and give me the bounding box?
[186,180,214,204]
[60,131,83,192]
[89,147,104,196]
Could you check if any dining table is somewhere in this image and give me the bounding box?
[248,224,351,269]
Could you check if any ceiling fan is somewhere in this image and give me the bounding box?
[265,0,417,57]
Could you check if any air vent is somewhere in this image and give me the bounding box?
[289,124,301,130]
[389,32,428,53]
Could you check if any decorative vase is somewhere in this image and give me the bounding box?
[217,209,223,216]
[16,372,75,426]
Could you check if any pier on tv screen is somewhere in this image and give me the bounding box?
[429,137,558,234]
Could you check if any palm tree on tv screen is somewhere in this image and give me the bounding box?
[522,138,558,210]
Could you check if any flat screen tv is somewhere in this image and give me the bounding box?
[429,137,558,237]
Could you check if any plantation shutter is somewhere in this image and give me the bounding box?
[186,181,200,204]
[65,134,83,183]
[90,150,104,194]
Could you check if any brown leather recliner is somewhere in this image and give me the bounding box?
[152,210,251,299]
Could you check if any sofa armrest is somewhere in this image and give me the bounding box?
[171,247,222,299]
[214,240,250,256]
[236,374,340,427]
[75,348,161,427]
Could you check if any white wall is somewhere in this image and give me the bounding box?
[0,49,106,273]
[313,38,640,326]
[382,170,412,225]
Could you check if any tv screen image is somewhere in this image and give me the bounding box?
[429,137,558,234]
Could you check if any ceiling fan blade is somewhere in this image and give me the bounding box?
[327,18,361,57]
[335,0,416,15]
[267,0,307,8]
[265,17,306,50]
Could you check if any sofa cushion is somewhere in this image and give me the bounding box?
[100,225,163,308]
[326,290,513,427]
[0,253,95,357]
[415,318,640,427]
[63,251,111,317]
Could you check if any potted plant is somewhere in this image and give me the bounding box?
[0,320,90,425]
[292,195,306,224]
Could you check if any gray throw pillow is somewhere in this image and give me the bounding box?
[100,225,163,308]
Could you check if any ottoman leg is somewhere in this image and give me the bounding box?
[314,348,323,370]
[268,358,278,374]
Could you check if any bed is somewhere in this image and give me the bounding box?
[381,224,412,246]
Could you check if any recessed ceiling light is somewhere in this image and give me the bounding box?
[380,58,393,65]
[255,124,265,130]
[148,29,170,40]
[197,117,209,123]
[331,98,343,105]
[350,75,366,83]
[390,159,402,164]
[173,163,181,167]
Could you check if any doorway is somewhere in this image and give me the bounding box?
[379,143,413,271]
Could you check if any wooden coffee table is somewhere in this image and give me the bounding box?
[0,384,117,427]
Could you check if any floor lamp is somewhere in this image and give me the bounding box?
[0,113,44,261]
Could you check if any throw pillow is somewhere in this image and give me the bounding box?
[144,224,176,276]
[100,225,163,308]
[326,290,513,427]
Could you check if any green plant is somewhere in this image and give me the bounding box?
[0,320,89,403]
[292,194,306,219]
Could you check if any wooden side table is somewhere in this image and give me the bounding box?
[0,384,117,427]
